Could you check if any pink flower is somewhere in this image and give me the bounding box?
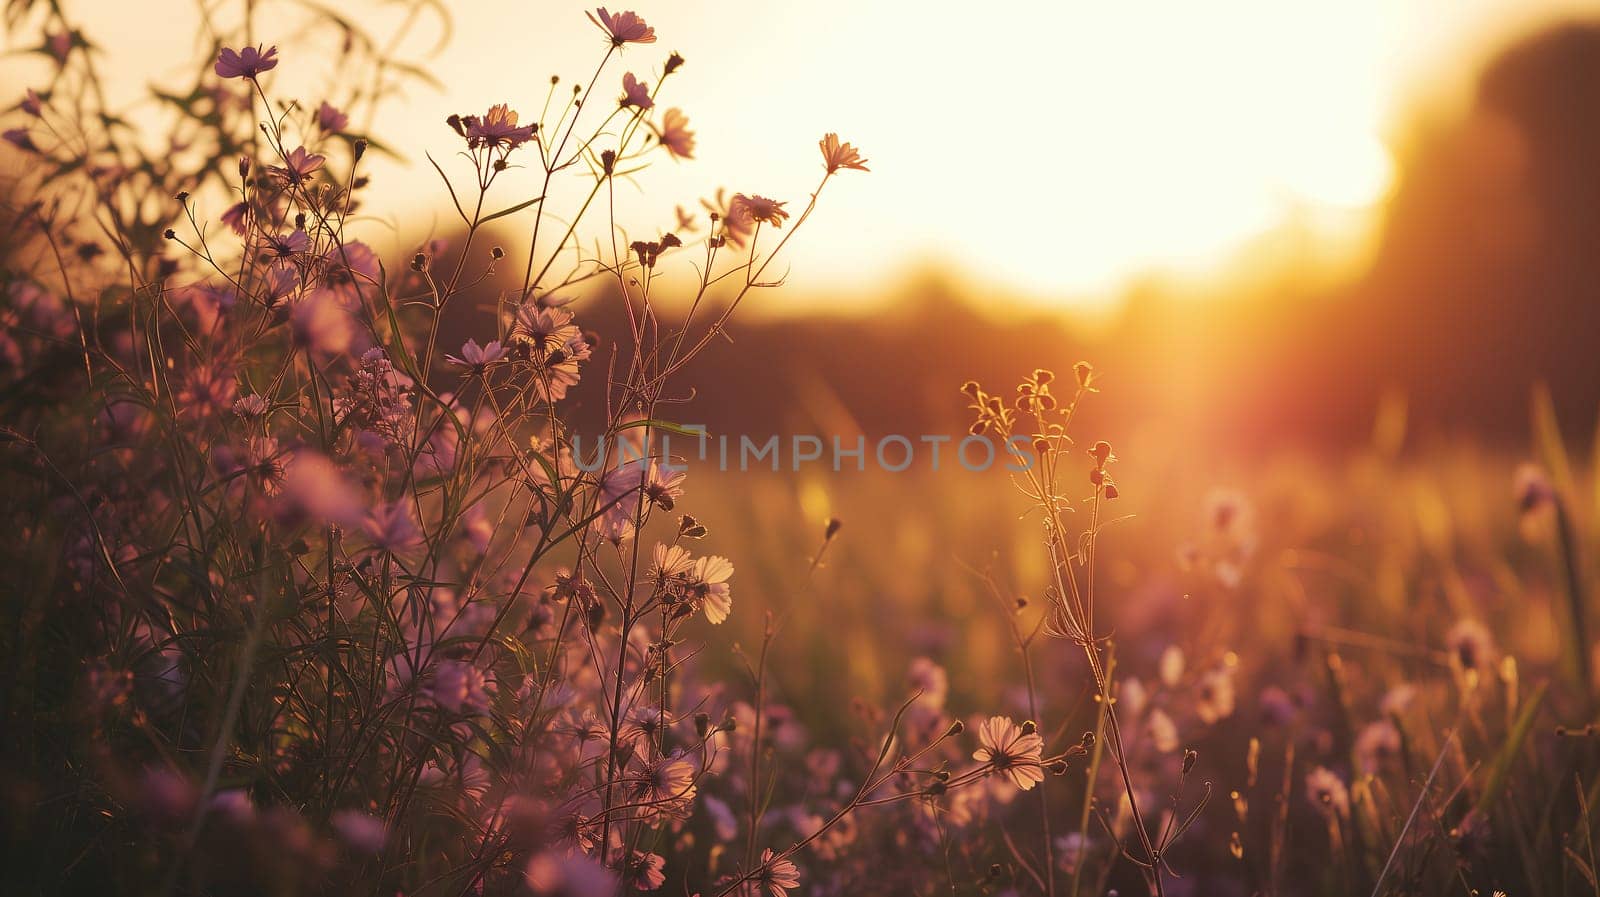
[279,453,365,527]
[1306,766,1350,819]
[214,44,279,80]
[625,851,665,890]
[364,501,423,552]
[587,8,656,46]
[220,201,249,235]
[268,146,325,185]
[753,849,801,897]
[655,108,694,159]
[620,72,653,110]
[818,132,869,173]
[330,810,387,853]
[732,193,788,228]
[316,101,348,132]
[446,338,506,373]
[691,555,733,624]
[264,229,311,259]
[289,291,353,355]
[3,129,37,152]
[973,716,1045,791]
[466,104,536,150]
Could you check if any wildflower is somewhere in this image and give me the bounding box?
[752,848,801,897]
[214,44,279,80]
[220,201,249,235]
[525,850,613,896]
[446,338,506,374]
[1445,619,1495,672]
[1353,719,1402,776]
[655,108,695,158]
[625,851,666,890]
[269,146,325,186]
[818,132,869,173]
[330,810,387,853]
[278,453,364,527]
[702,188,756,248]
[1159,644,1185,688]
[21,89,43,116]
[625,754,697,817]
[690,554,734,624]
[3,129,37,152]
[973,715,1045,790]
[652,543,695,582]
[364,501,423,552]
[732,193,789,228]
[466,104,536,150]
[1144,708,1180,753]
[316,100,348,132]
[1195,667,1237,724]
[289,291,354,355]
[510,303,579,353]
[620,72,653,110]
[264,229,311,259]
[1305,766,1350,819]
[588,8,656,46]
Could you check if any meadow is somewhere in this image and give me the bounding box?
[2,3,1598,896]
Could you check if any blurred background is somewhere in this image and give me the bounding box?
[5,0,1599,451]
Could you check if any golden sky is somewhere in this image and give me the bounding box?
[11,0,1595,309]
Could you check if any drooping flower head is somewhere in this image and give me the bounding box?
[655,108,695,159]
[620,72,653,110]
[215,44,279,80]
[587,8,656,46]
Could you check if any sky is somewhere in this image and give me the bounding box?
[9,0,1596,309]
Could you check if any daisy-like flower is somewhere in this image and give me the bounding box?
[818,132,869,173]
[973,715,1045,790]
[620,72,653,110]
[289,291,353,355]
[732,194,789,228]
[652,543,695,581]
[587,8,656,46]
[466,103,536,150]
[655,108,694,159]
[1445,619,1495,672]
[702,188,755,248]
[1354,719,1402,776]
[268,146,325,186]
[446,338,506,374]
[233,394,269,420]
[316,101,349,132]
[752,849,801,897]
[625,754,697,818]
[625,851,666,891]
[1305,766,1350,819]
[363,501,423,552]
[509,303,579,353]
[690,555,733,624]
[214,45,279,80]
[264,229,311,259]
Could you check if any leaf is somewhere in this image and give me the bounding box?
[613,418,707,440]
[1533,383,1579,503]
[478,194,546,226]
[1475,680,1548,815]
